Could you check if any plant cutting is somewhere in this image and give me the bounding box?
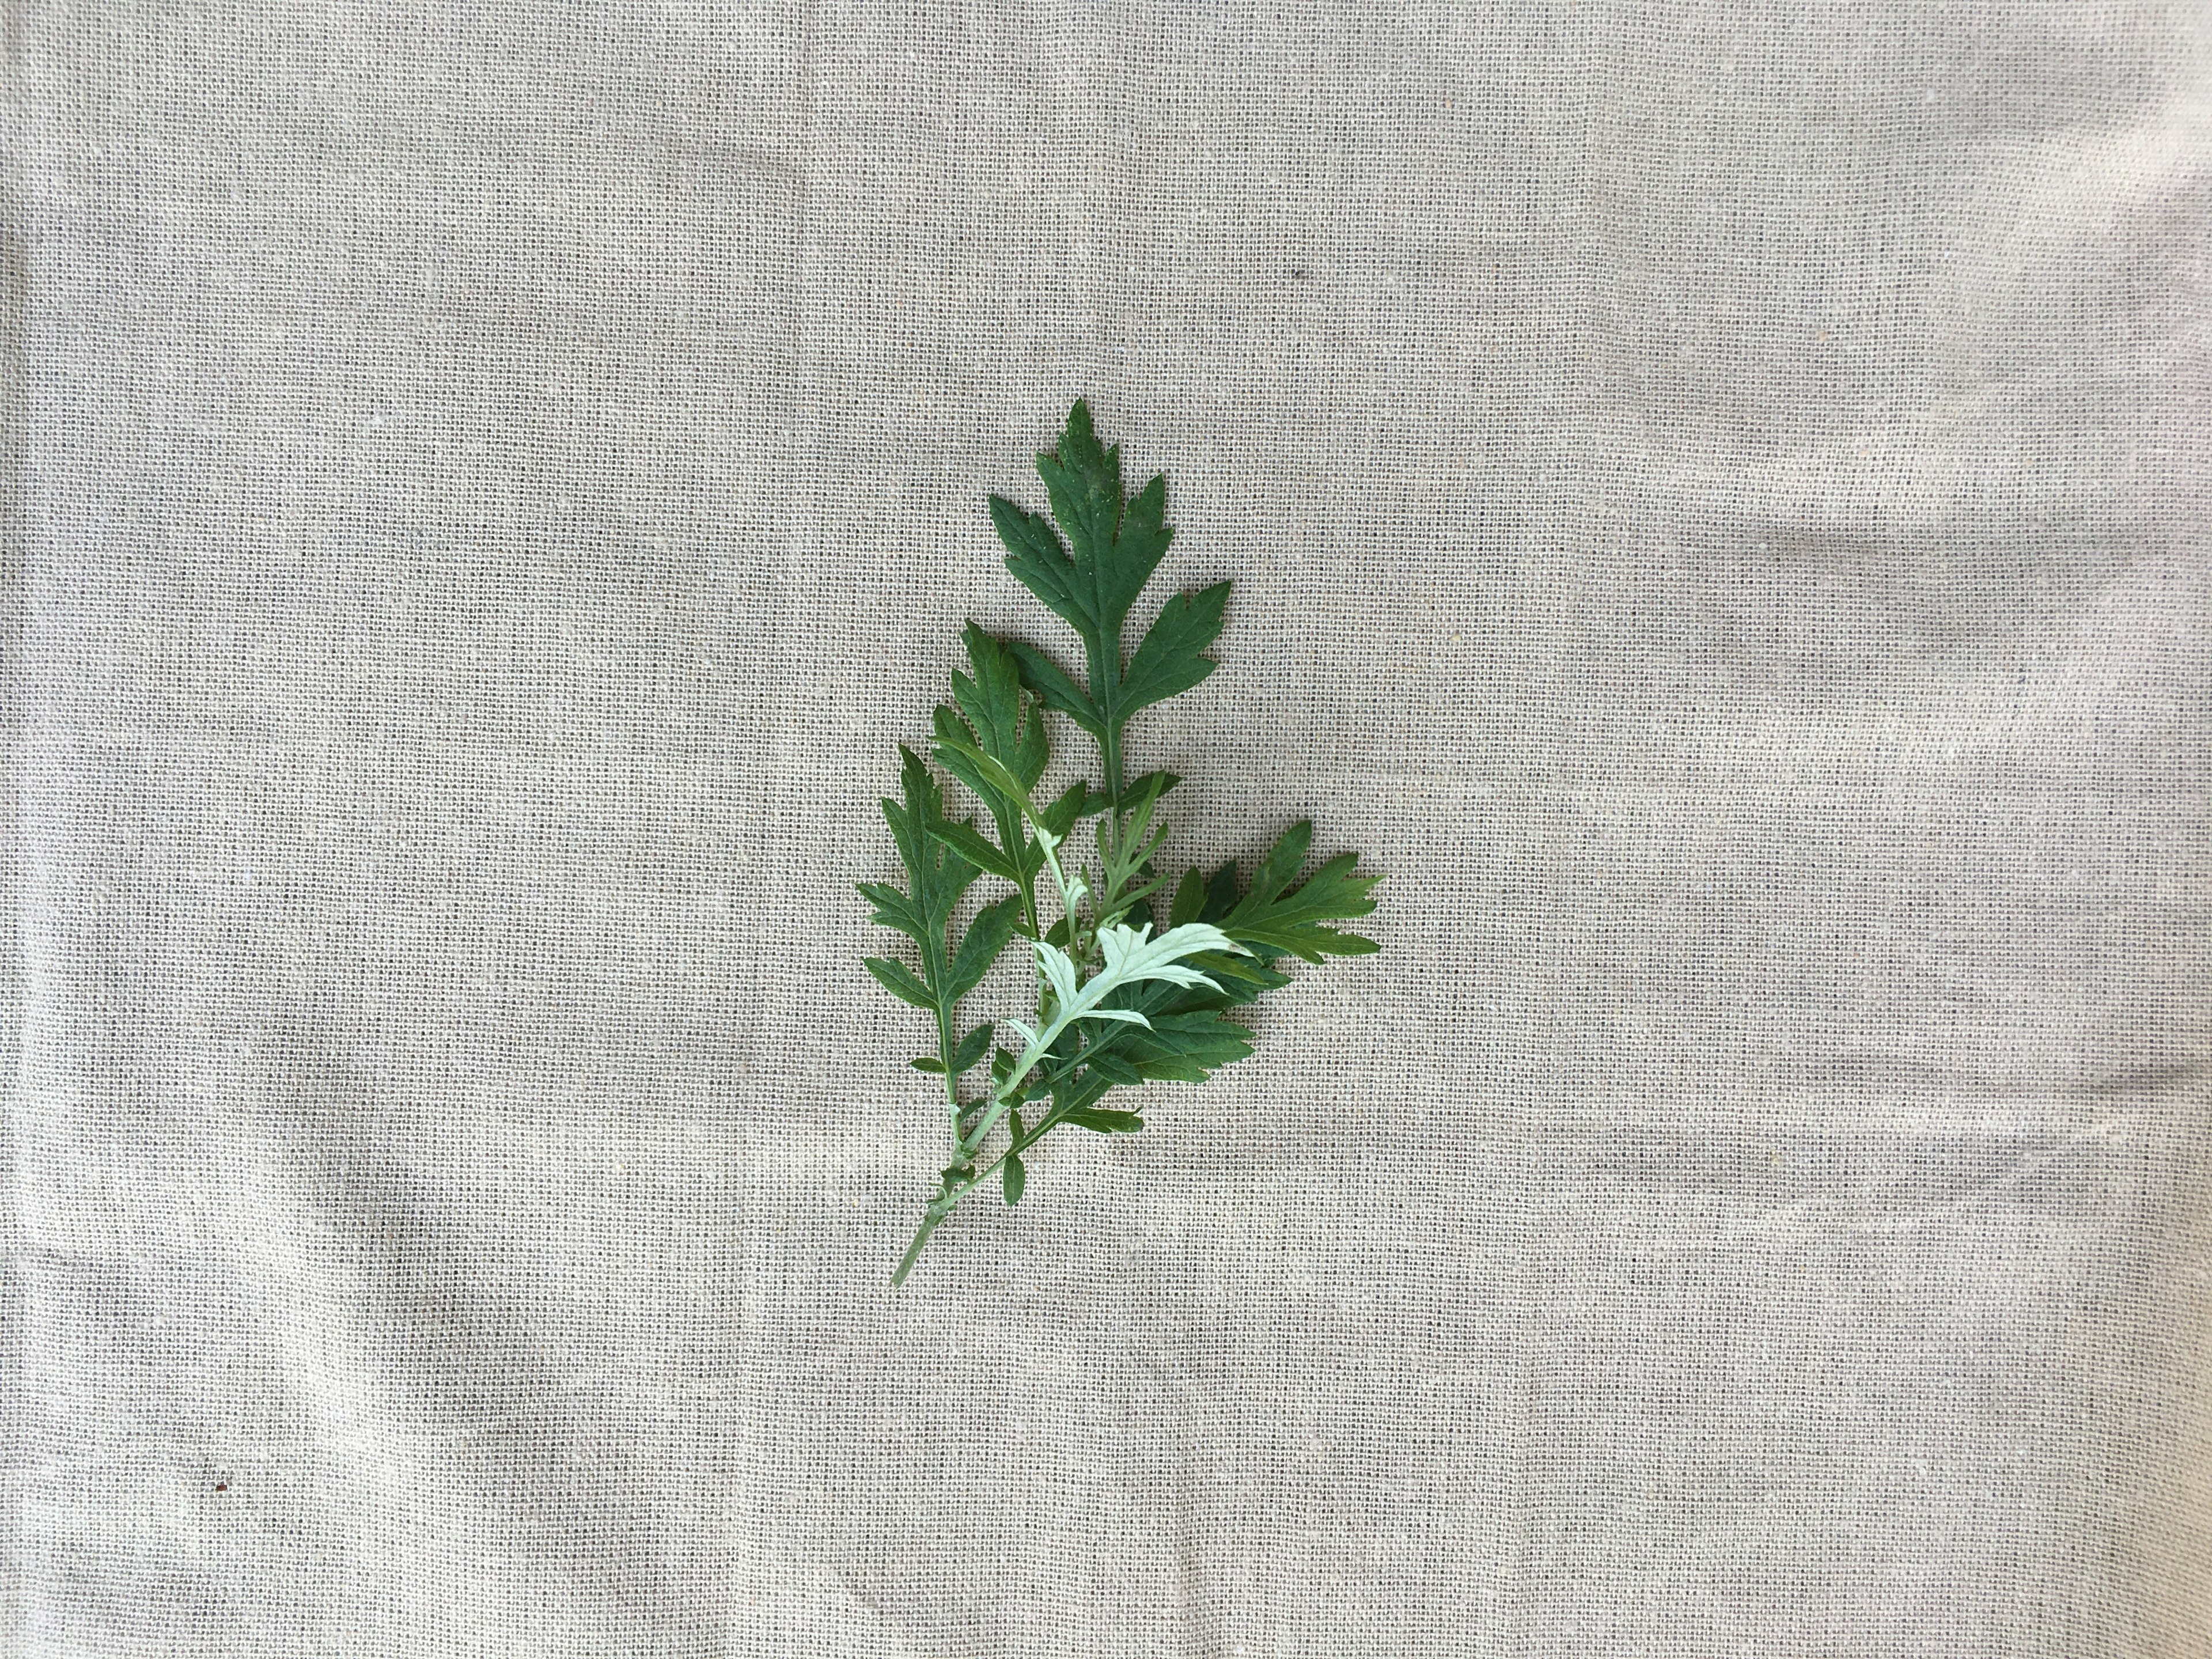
[861,401,1381,1285]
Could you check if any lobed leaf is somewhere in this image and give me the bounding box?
[857,880,925,942]
[1031,402,1173,642]
[861,746,1014,1089]
[992,401,1224,759]
[926,815,1018,883]
[1003,640,1103,735]
[1224,829,1382,963]
[1113,1008,1256,1081]
[878,746,982,918]
[955,625,1047,777]
[1119,581,1230,715]
[990,495,1091,635]
[930,730,1039,821]
[1094,921,1243,991]
[1245,819,1313,910]
[946,896,1023,1001]
[865,956,935,1010]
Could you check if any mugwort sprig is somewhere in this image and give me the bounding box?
[862,402,1382,1285]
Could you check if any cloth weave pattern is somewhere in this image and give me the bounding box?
[6,4,2208,1656]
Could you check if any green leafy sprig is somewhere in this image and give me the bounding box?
[862,400,1381,1285]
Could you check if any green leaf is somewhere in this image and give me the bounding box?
[946,895,1022,1001]
[929,730,1040,819]
[951,1023,995,1075]
[1002,1150,1027,1206]
[863,747,1003,1083]
[1224,826,1382,963]
[1031,400,1173,641]
[1094,768,1179,922]
[1004,640,1103,735]
[1083,1050,1146,1088]
[1120,581,1230,714]
[879,746,982,920]
[909,1056,945,1074]
[949,623,1048,791]
[1070,972,1260,1084]
[1038,780,1111,839]
[1246,819,1313,908]
[1115,770,1179,855]
[1116,1009,1256,1080]
[926,815,1019,883]
[857,880,925,942]
[932,628,1051,823]
[990,494,1090,635]
[993,402,1215,764]
[1063,1107,1145,1135]
[865,956,936,1010]
[930,626,1076,944]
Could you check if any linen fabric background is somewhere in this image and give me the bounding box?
[6,3,2209,1656]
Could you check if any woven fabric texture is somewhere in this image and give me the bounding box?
[7,4,2209,1656]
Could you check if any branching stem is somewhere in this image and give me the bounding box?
[869,402,1380,1287]
[891,1099,1068,1286]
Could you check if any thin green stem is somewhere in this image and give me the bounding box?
[891,1206,948,1287]
[1087,615,1126,871]
[1101,723,1124,829]
[957,1028,1058,1162]
[935,1004,960,1112]
[960,1114,1047,1199]
[891,1102,1067,1286]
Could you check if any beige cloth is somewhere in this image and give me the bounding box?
[7,3,2208,1654]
